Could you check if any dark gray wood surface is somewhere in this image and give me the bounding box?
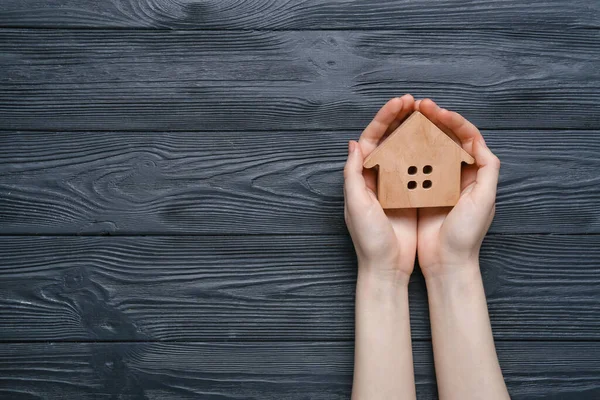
[1,235,599,341]
[1,130,598,234]
[0,341,599,399]
[1,0,598,398]
[0,0,598,29]
[1,30,598,131]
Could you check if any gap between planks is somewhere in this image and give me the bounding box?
[0,26,599,32]
[1,338,600,344]
[0,233,598,237]
[0,127,596,134]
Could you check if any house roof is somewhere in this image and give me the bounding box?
[363,111,475,168]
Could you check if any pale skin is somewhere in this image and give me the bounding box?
[344,96,510,400]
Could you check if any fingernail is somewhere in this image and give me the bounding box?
[348,141,354,154]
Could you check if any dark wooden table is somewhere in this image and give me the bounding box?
[1,1,599,398]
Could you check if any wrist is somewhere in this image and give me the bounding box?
[356,267,409,311]
[420,252,480,280]
[424,265,483,298]
[357,261,411,289]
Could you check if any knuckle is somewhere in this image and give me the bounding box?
[343,169,352,182]
[491,155,501,169]
[494,156,502,169]
[343,161,357,181]
[343,163,351,180]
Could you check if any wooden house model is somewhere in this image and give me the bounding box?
[363,111,475,208]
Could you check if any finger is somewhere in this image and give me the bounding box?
[343,141,371,208]
[359,97,404,154]
[437,108,483,154]
[354,141,377,194]
[383,94,415,137]
[418,99,461,146]
[470,138,501,206]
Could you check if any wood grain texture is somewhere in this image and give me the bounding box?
[1,130,598,235]
[0,0,598,29]
[1,29,598,131]
[0,341,599,399]
[0,235,599,341]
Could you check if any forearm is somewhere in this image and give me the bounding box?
[426,265,509,400]
[352,268,416,400]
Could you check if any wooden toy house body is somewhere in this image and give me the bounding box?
[364,112,474,208]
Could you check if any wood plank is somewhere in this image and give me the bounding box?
[1,29,598,131]
[1,235,599,341]
[1,130,598,235]
[0,0,597,29]
[0,341,598,399]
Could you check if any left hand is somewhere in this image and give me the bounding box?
[414,99,501,280]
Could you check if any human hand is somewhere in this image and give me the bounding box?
[414,99,501,280]
[344,95,417,283]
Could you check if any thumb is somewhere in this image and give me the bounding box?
[343,141,370,207]
[470,137,501,207]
